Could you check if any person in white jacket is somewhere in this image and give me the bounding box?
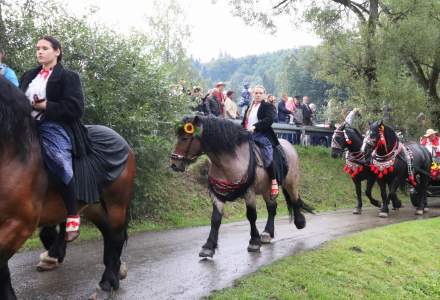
[224,90,239,119]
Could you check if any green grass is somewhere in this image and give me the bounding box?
[208,217,440,300]
[20,146,397,251]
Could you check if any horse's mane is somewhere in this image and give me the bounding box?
[0,77,35,160]
[371,121,397,154]
[199,116,250,155]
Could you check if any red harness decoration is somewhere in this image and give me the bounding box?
[343,151,365,178]
[208,175,247,196]
[370,128,417,186]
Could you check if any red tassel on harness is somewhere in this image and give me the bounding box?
[389,165,394,172]
[408,175,417,187]
[346,139,352,145]
[378,172,383,179]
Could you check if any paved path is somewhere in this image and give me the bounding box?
[11,206,440,299]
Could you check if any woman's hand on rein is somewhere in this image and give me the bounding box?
[33,99,47,111]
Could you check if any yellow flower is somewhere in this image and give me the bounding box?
[183,122,195,134]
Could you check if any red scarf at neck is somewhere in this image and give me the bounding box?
[39,68,52,79]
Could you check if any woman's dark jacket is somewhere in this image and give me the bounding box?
[277,100,291,123]
[242,100,279,146]
[19,63,90,158]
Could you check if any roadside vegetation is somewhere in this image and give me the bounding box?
[208,217,440,300]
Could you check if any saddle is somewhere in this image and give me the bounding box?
[254,143,289,185]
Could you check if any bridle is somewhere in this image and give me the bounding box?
[331,126,352,150]
[170,135,201,163]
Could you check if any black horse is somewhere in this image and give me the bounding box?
[331,123,381,214]
[361,120,431,217]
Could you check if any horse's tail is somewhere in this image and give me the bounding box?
[282,188,315,223]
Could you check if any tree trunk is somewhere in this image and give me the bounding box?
[365,0,379,104]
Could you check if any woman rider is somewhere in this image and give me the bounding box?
[242,85,279,197]
[19,36,84,242]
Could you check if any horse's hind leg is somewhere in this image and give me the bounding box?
[244,191,261,252]
[415,175,429,215]
[84,204,128,299]
[37,223,67,272]
[0,263,16,300]
[261,192,276,244]
[282,184,306,230]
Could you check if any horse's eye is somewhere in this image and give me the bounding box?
[180,136,189,142]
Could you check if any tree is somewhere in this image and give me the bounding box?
[0,0,199,217]
[380,0,440,129]
[225,0,380,106]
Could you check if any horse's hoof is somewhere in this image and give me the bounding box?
[423,207,429,213]
[36,260,59,272]
[352,208,362,215]
[88,285,113,300]
[199,248,215,258]
[260,232,272,244]
[378,212,388,218]
[119,262,128,280]
[247,243,261,252]
[415,210,424,216]
[392,207,399,211]
[36,251,59,272]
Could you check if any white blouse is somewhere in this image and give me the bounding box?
[25,69,52,119]
[246,102,260,130]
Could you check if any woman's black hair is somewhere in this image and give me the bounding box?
[41,36,63,62]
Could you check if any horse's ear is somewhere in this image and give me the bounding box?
[193,115,202,126]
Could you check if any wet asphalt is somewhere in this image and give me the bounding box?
[10,205,440,300]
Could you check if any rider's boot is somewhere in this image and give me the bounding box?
[63,180,80,242]
[267,162,279,198]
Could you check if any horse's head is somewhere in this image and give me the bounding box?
[361,120,389,156]
[331,123,362,158]
[170,116,203,172]
[331,123,347,158]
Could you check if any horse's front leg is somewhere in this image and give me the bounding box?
[199,196,224,258]
[388,177,403,212]
[261,192,277,244]
[244,192,261,252]
[352,178,363,214]
[378,180,389,218]
[0,262,15,300]
[365,175,381,208]
[37,223,67,272]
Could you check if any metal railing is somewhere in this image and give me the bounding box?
[232,119,335,146]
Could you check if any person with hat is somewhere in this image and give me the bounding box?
[0,46,18,86]
[420,129,440,160]
[210,82,226,117]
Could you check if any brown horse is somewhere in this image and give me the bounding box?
[0,78,135,299]
[170,116,312,258]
